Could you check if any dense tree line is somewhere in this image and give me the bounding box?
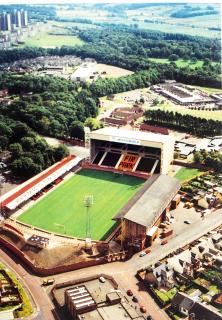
[88,62,221,98]
[0,74,99,138]
[0,23,220,90]
[0,74,100,179]
[194,150,222,172]
[77,27,220,61]
[171,5,219,18]
[0,116,69,179]
[144,109,222,137]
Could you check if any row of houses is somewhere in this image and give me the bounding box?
[143,229,222,320]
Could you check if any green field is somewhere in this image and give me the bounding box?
[18,169,144,240]
[25,31,83,48]
[149,58,219,69]
[147,104,222,121]
[175,167,204,182]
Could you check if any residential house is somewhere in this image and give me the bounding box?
[145,263,174,289]
[171,292,222,320]
[168,250,202,277]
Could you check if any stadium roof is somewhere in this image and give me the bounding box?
[116,174,180,228]
[0,155,81,210]
[90,127,173,145]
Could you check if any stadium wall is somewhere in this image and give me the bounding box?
[0,235,107,276]
[82,163,149,180]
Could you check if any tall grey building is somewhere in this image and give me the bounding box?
[0,12,7,31]
[6,13,11,31]
[21,9,28,27]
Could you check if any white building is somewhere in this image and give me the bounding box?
[71,62,97,82]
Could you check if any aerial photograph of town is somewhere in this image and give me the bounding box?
[0,0,221,319]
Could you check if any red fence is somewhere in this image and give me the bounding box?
[0,236,107,276]
[82,163,150,180]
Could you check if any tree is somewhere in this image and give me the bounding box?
[20,137,35,151]
[84,118,102,131]
[169,54,179,61]
[9,143,23,159]
[53,144,69,162]
[69,121,85,140]
[10,156,40,178]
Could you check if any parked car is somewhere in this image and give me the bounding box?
[140,305,147,313]
[42,278,55,286]
[139,251,146,257]
[161,239,168,245]
[99,276,106,283]
[127,289,133,296]
[132,296,138,303]
[184,220,191,224]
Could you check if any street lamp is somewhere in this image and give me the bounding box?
[84,195,93,240]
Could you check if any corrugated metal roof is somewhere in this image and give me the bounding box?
[118,174,180,227]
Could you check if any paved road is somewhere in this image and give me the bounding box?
[129,208,222,270]
[0,208,221,320]
[0,247,55,320]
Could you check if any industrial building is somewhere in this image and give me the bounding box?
[71,62,97,82]
[102,106,144,127]
[152,82,214,106]
[89,127,175,175]
[65,285,96,319]
[53,275,146,320]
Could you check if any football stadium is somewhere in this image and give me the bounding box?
[17,169,144,240]
[0,127,179,249]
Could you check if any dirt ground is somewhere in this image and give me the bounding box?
[96,64,133,78]
[1,180,20,196]
[0,229,108,268]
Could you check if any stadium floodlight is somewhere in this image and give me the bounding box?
[54,222,66,234]
[84,195,93,240]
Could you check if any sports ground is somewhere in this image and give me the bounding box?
[18,169,144,240]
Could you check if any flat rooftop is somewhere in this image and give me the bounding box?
[83,303,144,320]
[53,276,145,320]
[90,127,173,145]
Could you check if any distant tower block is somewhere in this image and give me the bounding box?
[6,13,11,31]
[21,9,28,27]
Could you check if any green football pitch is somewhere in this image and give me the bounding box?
[18,169,144,240]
